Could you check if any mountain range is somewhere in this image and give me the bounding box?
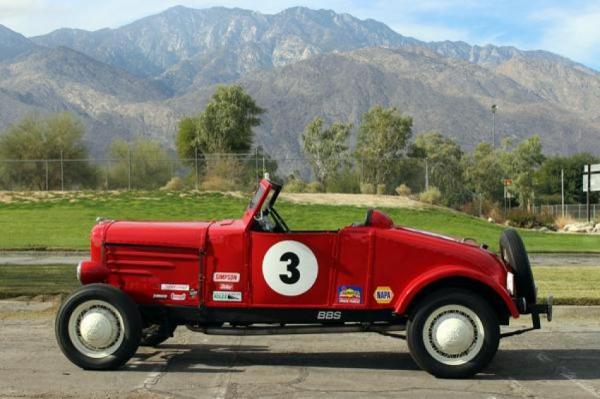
[0,6,598,162]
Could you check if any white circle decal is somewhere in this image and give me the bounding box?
[262,240,318,296]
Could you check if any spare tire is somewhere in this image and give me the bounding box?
[499,229,536,305]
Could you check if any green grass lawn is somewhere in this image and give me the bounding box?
[0,264,597,305]
[0,190,599,252]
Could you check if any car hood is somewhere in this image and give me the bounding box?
[104,220,212,250]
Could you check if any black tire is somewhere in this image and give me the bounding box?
[407,289,500,378]
[499,228,536,304]
[140,325,176,347]
[55,284,142,370]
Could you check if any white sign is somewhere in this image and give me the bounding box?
[584,164,600,173]
[583,164,600,192]
[160,284,189,291]
[262,240,318,296]
[212,291,242,302]
[213,272,240,283]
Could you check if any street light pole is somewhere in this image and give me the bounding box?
[491,104,497,148]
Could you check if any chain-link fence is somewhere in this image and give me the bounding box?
[0,153,430,193]
[533,204,599,221]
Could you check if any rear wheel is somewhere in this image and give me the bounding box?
[407,289,500,378]
[55,284,142,370]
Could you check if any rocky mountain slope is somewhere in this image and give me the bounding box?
[0,6,597,160]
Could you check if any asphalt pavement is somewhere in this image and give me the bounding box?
[1,300,599,399]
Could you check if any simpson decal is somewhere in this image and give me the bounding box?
[337,286,362,304]
[373,286,394,304]
[213,291,242,302]
[213,272,240,283]
[161,284,190,291]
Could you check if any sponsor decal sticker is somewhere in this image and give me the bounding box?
[213,291,242,302]
[152,293,167,300]
[213,272,240,283]
[373,286,394,304]
[218,283,234,290]
[170,293,186,301]
[161,283,189,291]
[337,285,362,304]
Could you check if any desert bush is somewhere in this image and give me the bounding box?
[488,206,505,223]
[376,184,386,195]
[554,215,577,230]
[305,181,324,193]
[506,208,554,229]
[418,186,442,204]
[285,177,307,193]
[161,177,185,191]
[201,156,242,191]
[360,182,376,194]
[394,184,412,196]
[460,198,495,218]
[325,168,360,193]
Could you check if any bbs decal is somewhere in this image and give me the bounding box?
[262,240,318,296]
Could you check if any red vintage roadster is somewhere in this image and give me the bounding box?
[56,177,552,378]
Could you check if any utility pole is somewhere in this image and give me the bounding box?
[194,146,199,191]
[491,104,497,148]
[425,158,429,191]
[60,150,64,192]
[587,163,592,222]
[561,168,565,218]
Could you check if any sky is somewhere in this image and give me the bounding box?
[0,0,599,70]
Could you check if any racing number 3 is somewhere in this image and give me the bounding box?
[279,252,300,284]
[262,240,319,296]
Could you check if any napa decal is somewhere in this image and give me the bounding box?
[337,285,362,304]
[373,286,394,304]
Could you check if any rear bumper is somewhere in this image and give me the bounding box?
[514,295,553,327]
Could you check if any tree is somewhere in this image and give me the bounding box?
[301,117,352,186]
[176,85,264,164]
[535,153,599,204]
[0,113,95,190]
[354,106,412,188]
[463,142,506,203]
[108,137,172,189]
[411,132,468,206]
[504,135,545,210]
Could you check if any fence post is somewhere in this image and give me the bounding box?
[45,160,49,191]
[425,158,429,191]
[60,150,64,192]
[262,156,265,175]
[127,148,132,191]
[195,147,199,190]
[255,147,259,182]
[105,160,109,190]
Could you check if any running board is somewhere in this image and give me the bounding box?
[187,323,406,336]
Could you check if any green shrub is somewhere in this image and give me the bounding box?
[506,208,554,229]
[360,182,375,194]
[325,168,360,193]
[395,184,412,196]
[419,186,442,204]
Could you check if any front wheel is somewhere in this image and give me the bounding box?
[407,289,500,378]
[55,284,142,370]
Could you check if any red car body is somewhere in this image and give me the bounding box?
[80,178,519,319]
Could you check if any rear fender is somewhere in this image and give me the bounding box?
[393,265,519,318]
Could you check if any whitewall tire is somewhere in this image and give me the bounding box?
[407,289,500,378]
[56,284,142,370]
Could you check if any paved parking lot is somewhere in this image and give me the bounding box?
[1,300,599,399]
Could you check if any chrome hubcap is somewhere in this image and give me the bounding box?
[68,300,124,358]
[422,305,484,366]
